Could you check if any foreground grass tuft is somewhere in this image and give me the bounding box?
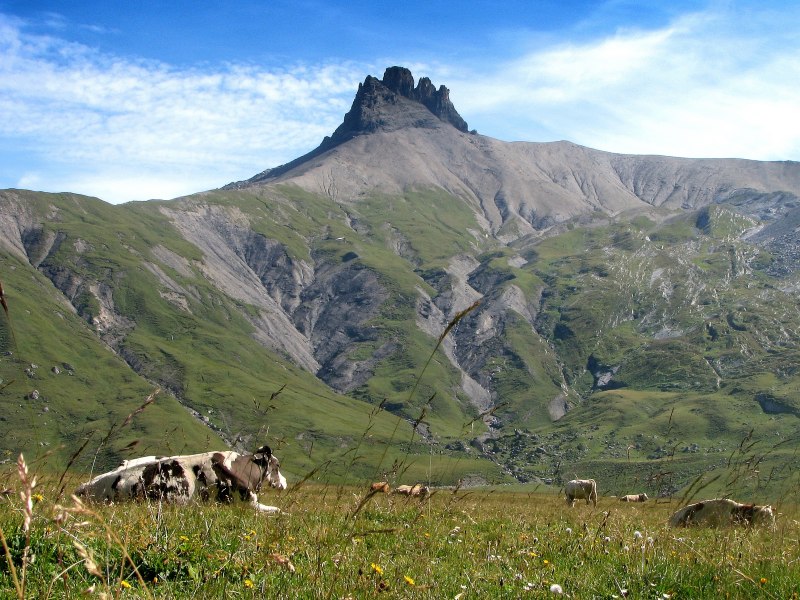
[1,466,797,599]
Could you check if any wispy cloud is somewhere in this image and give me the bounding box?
[452,8,800,160]
[0,14,369,201]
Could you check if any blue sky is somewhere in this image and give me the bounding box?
[1,1,798,203]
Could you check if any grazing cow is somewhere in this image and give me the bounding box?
[668,498,775,528]
[370,481,391,494]
[75,445,286,513]
[393,484,429,498]
[565,479,598,507]
[619,493,649,502]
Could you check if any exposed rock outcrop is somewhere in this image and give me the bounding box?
[379,66,468,132]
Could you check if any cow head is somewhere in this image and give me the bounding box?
[252,445,287,490]
[752,504,775,527]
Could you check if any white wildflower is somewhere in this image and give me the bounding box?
[550,583,564,594]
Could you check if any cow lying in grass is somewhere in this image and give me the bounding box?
[75,445,286,513]
[619,493,648,502]
[393,484,429,497]
[565,479,598,507]
[668,498,775,528]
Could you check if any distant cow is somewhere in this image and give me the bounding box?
[75,445,286,513]
[370,481,391,494]
[619,493,648,502]
[393,484,429,498]
[668,498,775,528]
[565,479,598,507]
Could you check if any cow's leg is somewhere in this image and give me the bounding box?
[216,482,233,503]
[248,491,281,514]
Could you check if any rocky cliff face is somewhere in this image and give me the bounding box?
[333,66,469,140]
[376,66,469,132]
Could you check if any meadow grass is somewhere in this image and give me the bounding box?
[1,462,798,599]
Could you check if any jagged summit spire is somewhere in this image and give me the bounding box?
[380,66,469,132]
[225,67,470,187]
[336,67,469,138]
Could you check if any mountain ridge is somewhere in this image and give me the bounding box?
[226,67,800,244]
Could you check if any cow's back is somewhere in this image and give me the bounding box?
[76,451,231,503]
[669,499,774,527]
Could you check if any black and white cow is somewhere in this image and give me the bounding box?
[668,498,775,528]
[565,479,598,507]
[75,445,286,513]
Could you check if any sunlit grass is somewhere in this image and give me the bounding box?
[1,465,797,599]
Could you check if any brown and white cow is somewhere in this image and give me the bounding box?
[565,479,598,507]
[668,498,775,528]
[619,493,648,502]
[393,483,429,498]
[370,481,391,494]
[75,445,286,513]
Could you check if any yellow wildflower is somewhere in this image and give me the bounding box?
[543,559,549,566]
[244,579,254,588]
[179,535,189,542]
[760,578,767,585]
[404,575,415,586]
[120,580,131,589]
[32,493,44,503]
[371,562,384,576]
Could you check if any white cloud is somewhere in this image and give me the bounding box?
[15,169,206,202]
[452,8,800,160]
[0,14,371,202]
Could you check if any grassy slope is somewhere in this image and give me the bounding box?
[3,189,800,495]
[501,207,800,495]
[1,190,506,485]
[0,247,221,472]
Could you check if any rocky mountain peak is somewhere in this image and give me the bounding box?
[327,67,469,145]
[378,66,469,133]
[226,67,470,186]
[381,66,416,97]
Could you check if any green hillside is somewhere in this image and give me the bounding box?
[2,188,799,497]
[0,190,503,485]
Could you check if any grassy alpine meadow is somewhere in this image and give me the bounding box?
[1,458,798,599]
